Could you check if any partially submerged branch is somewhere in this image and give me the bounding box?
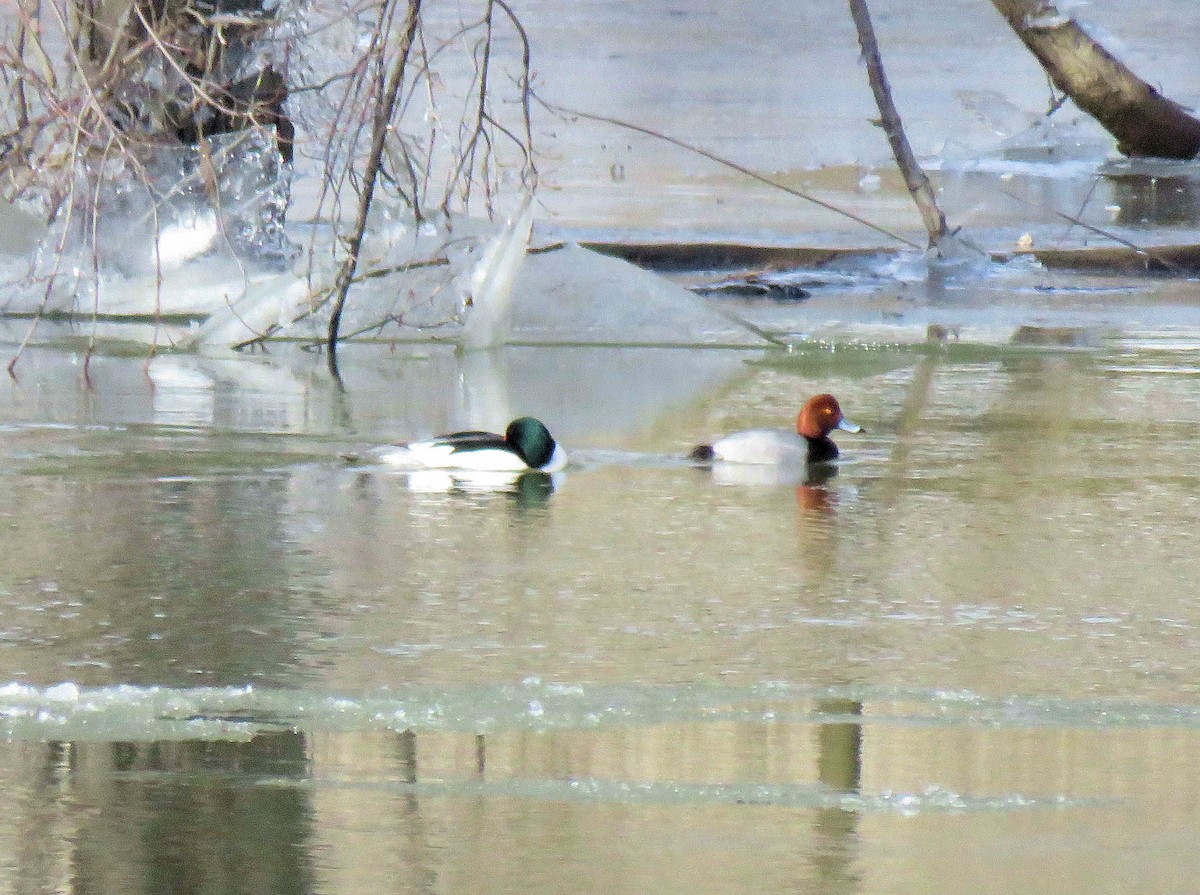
[847,0,949,250]
[991,0,1200,159]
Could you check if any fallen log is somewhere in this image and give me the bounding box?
[991,0,1200,159]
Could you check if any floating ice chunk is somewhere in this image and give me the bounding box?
[508,244,768,346]
[44,682,80,702]
[188,234,770,350]
[182,273,314,349]
[461,192,535,349]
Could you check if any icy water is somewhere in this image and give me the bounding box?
[503,0,1200,246]
[4,0,1200,891]
[3,303,1200,892]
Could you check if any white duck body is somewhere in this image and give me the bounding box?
[708,428,811,465]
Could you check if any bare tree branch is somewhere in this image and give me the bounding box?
[847,0,948,250]
[326,0,423,372]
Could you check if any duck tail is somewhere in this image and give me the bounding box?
[688,444,716,463]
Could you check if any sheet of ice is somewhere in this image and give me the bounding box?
[182,233,769,350]
[506,243,766,347]
[3,679,1197,743]
[179,273,315,349]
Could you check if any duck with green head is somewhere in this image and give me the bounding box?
[373,416,567,472]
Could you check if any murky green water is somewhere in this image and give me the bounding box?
[4,0,1200,888]
[2,303,1200,893]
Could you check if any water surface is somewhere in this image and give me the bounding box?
[1,314,1200,892]
[4,0,1200,889]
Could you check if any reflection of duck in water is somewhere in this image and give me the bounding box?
[797,464,838,513]
[404,468,560,507]
[690,394,862,467]
[371,416,568,472]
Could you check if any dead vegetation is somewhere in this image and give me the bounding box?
[0,0,536,369]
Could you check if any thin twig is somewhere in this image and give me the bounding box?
[998,188,1187,273]
[534,95,921,250]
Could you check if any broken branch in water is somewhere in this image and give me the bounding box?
[847,0,949,251]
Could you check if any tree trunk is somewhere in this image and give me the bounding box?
[991,0,1200,159]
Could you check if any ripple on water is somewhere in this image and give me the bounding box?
[4,680,1200,740]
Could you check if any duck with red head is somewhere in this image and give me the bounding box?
[689,394,862,466]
